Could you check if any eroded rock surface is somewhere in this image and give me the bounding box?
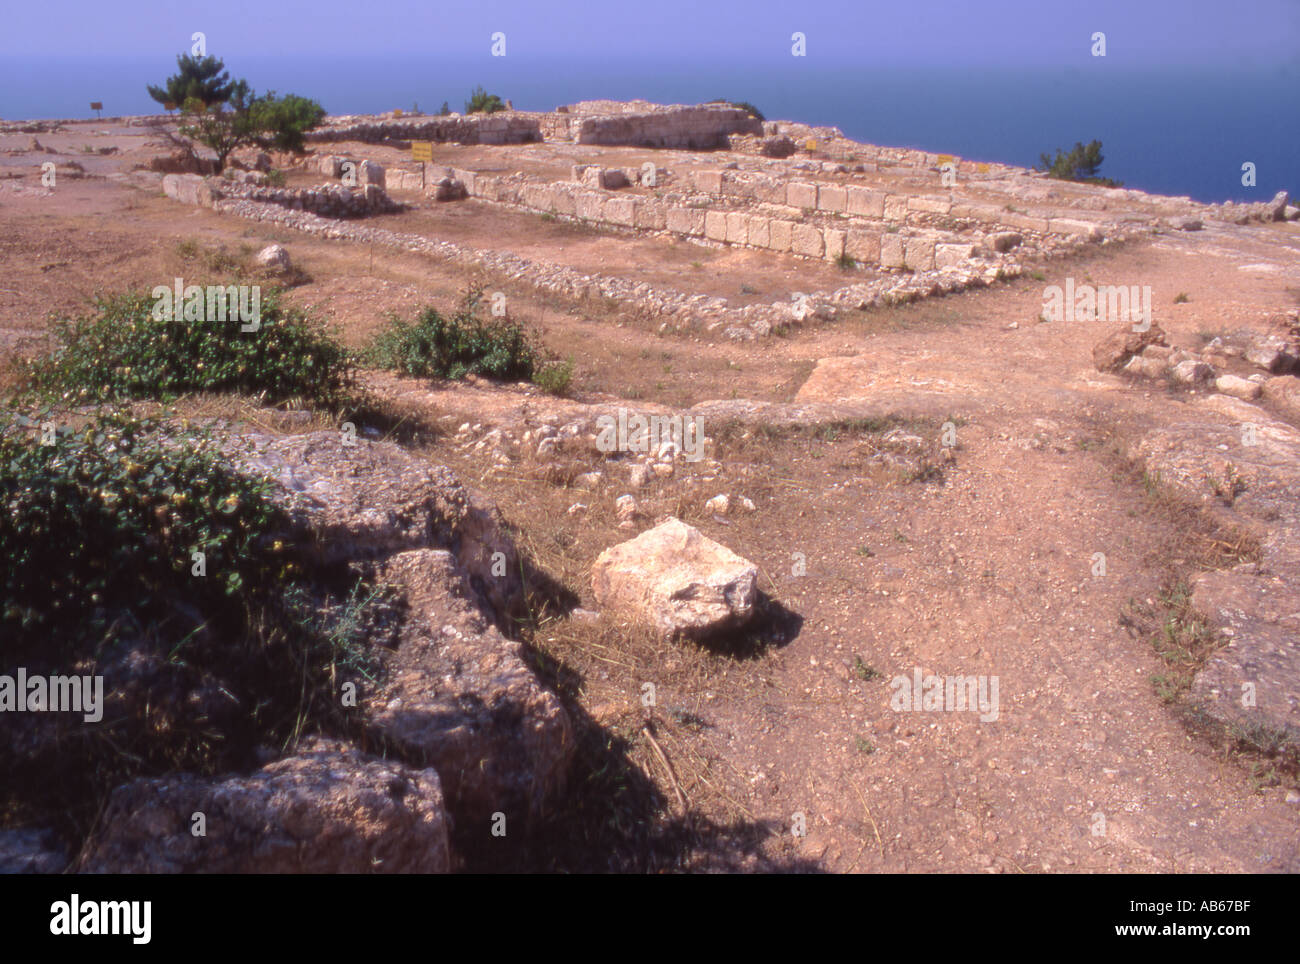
[592,517,758,639]
[79,738,452,873]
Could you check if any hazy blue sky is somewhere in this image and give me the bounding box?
[4,0,1298,66]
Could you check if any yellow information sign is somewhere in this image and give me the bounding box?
[411,141,433,162]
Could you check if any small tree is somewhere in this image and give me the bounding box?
[178,81,256,169]
[464,86,505,114]
[438,101,451,116]
[250,93,326,153]
[1036,140,1121,186]
[148,54,236,109]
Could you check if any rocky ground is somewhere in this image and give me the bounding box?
[1,112,1298,873]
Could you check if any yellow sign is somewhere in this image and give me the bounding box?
[937,154,954,165]
[394,108,403,117]
[411,141,433,162]
[976,162,990,174]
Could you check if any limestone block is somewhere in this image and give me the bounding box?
[635,199,666,230]
[450,168,475,195]
[667,206,706,236]
[604,196,637,226]
[577,191,603,221]
[746,216,771,248]
[768,219,793,252]
[792,223,825,258]
[704,210,729,241]
[725,211,748,244]
[1048,218,1104,240]
[846,186,885,218]
[883,195,909,221]
[935,242,977,268]
[551,184,577,216]
[786,181,818,209]
[523,182,554,211]
[999,211,1051,233]
[817,184,848,213]
[880,233,905,268]
[907,196,952,216]
[823,228,846,261]
[903,237,936,271]
[845,229,880,264]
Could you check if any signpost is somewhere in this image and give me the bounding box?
[411,140,432,189]
[89,101,103,119]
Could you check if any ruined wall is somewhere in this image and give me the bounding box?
[546,105,763,149]
[306,113,543,146]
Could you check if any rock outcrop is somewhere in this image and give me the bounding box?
[79,738,452,873]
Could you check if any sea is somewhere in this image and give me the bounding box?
[2,55,1295,204]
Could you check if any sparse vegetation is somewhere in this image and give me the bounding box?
[19,289,355,411]
[0,406,385,838]
[706,99,765,122]
[1035,139,1122,187]
[465,86,506,115]
[364,290,540,383]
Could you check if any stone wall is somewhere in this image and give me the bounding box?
[545,104,763,148]
[439,166,982,270]
[163,173,398,217]
[307,113,543,146]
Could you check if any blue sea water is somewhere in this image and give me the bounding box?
[2,56,1295,204]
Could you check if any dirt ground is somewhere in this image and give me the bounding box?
[2,120,1298,872]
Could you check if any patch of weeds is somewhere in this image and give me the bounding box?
[853,656,881,681]
[533,357,574,396]
[1028,270,1046,282]
[856,546,875,558]
[836,253,857,270]
[1128,580,1222,703]
[1174,292,1190,304]
[364,287,540,383]
[854,736,876,755]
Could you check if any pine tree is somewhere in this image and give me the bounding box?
[148,54,236,109]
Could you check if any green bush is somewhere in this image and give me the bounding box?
[464,86,506,114]
[364,291,539,382]
[1036,139,1122,187]
[0,408,287,656]
[249,92,327,154]
[708,99,765,122]
[533,358,574,396]
[21,289,355,410]
[0,407,385,836]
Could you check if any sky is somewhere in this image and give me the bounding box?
[3,0,1298,67]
